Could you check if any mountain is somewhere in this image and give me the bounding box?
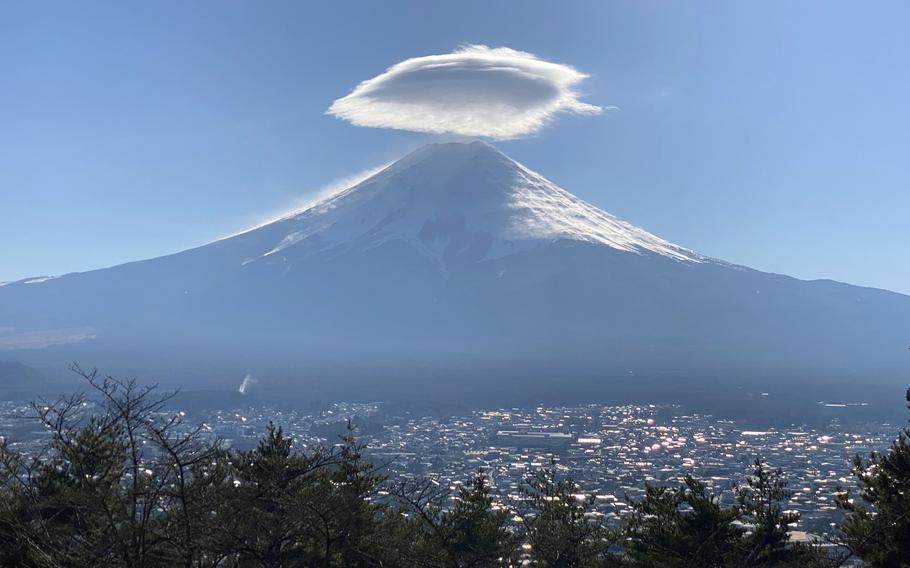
[0,142,907,406]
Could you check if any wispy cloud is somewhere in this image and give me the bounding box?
[0,326,96,350]
[223,162,391,240]
[328,44,602,139]
[238,373,256,394]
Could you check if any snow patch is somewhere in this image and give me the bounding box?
[23,276,56,285]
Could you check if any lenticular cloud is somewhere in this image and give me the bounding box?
[327,45,602,139]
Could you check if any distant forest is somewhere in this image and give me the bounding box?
[0,366,907,568]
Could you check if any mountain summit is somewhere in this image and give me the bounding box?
[238,141,699,271]
[0,142,907,401]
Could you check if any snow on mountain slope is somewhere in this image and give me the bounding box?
[240,141,702,269]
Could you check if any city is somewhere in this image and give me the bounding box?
[3,398,889,539]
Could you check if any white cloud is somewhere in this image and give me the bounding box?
[327,45,603,139]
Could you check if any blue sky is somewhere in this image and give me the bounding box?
[2,1,908,293]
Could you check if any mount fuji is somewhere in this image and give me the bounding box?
[1,142,908,403]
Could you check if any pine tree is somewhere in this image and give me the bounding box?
[519,462,617,567]
[624,475,742,567]
[838,388,910,567]
[394,470,518,567]
[441,472,518,567]
[736,459,801,566]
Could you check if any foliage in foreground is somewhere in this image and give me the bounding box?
[0,367,907,567]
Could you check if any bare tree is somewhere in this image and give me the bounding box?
[12,364,223,567]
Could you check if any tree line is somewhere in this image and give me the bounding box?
[0,365,907,567]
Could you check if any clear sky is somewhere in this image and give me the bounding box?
[2,1,908,293]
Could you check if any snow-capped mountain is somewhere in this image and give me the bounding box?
[240,141,700,270]
[0,141,907,400]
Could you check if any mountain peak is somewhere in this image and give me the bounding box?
[404,139,504,158]
[381,140,518,186]
[242,142,702,267]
